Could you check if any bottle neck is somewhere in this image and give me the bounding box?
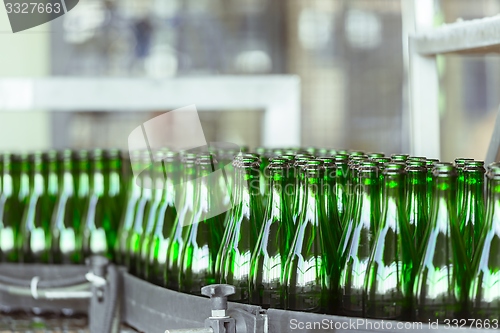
[431,175,458,229]
[108,160,121,197]
[407,171,427,208]
[196,168,213,214]
[462,171,484,208]
[77,162,90,198]
[91,161,105,196]
[267,171,288,216]
[301,173,322,224]
[61,169,75,195]
[238,169,261,220]
[355,172,379,223]
[47,162,58,196]
[381,173,405,228]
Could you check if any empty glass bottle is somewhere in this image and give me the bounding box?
[179,154,224,295]
[147,152,179,285]
[115,150,142,266]
[364,163,415,320]
[455,158,474,216]
[139,152,169,279]
[318,157,342,240]
[469,164,500,320]
[219,158,263,302]
[0,153,22,262]
[250,161,294,308]
[406,163,428,254]
[51,150,82,264]
[126,152,154,275]
[82,149,119,259]
[459,161,485,260]
[339,162,380,317]
[334,155,349,225]
[164,153,198,290]
[413,165,469,321]
[285,160,339,313]
[21,152,53,263]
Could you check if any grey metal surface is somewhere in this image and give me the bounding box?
[267,309,498,333]
[121,273,262,333]
[0,263,89,313]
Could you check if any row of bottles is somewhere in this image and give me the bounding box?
[1,147,499,322]
[0,149,123,264]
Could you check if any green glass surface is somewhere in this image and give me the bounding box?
[364,164,415,319]
[219,160,263,302]
[455,158,474,216]
[136,154,166,278]
[51,150,82,264]
[284,161,339,313]
[21,152,55,263]
[339,163,380,317]
[164,154,198,290]
[413,165,469,321]
[459,162,485,260]
[81,149,120,260]
[318,158,342,240]
[114,151,141,266]
[390,154,409,162]
[334,155,349,225]
[250,162,294,308]
[469,164,500,319]
[179,154,224,295]
[406,164,428,255]
[126,159,153,276]
[147,152,179,285]
[0,153,22,262]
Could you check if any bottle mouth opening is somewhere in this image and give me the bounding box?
[432,165,457,177]
[405,165,427,173]
[383,162,406,174]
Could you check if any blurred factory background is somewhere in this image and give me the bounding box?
[0,0,500,161]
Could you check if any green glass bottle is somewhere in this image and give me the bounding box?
[138,152,168,279]
[291,157,313,226]
[405,163,428,254]
[459,161,485,260]
[216,157,244,278]
[219,159,263,302]
[455,158,474,216]
[364,163,415,319]
[126,151,154,275]
[179,154,224,295]
[334,155,349,225]
[413,165,469,321]
[216,155,263,276]
[391,154,410,162]
[250,161,294,308]
[82,149,119,259]
[339,162,380,317]
[51,150,82,264]
[147,152,179,285]
[75,150,90,218]
[114,150,141,265]
[44,150,59,208]
[469,164,500,319]
[318,157,342,239]
[0,153,22,262]
[425,159,439,217]
[284,160,339,313]
[164,153,198,290]
[367,152,385,159]
[21,152,54,263]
